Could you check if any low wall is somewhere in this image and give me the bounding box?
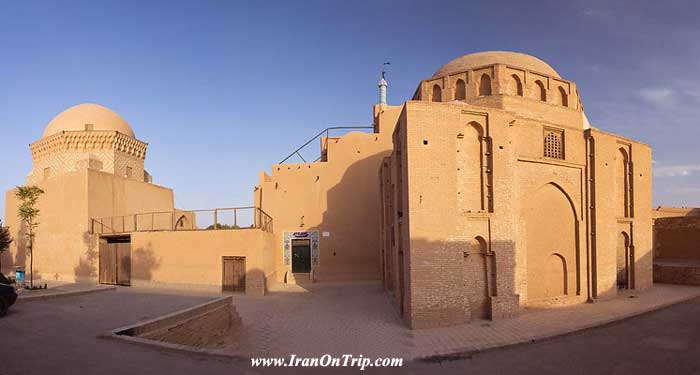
[654,261,700,286]
[654,216,700,260]
[115,296,240,348]
[129,229,276,296]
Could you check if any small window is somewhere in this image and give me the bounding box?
[479,74,492,96]
[512,74,523,96]
[44,167,52,178]
[535,80,547,102]
[85,124,94,131]
[558,86,568,107]
[544,128,564,159]
[126,166,133,178]
[454,79,466,100]
[432,84,442,102]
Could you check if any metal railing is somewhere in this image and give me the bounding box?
[278,126,374,164]
[90,206,273,235]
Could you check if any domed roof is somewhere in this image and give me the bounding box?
[42,103,135,139]
[433,51,560,79]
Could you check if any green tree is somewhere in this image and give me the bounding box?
[0,219,13,272]
[15,186,44,288]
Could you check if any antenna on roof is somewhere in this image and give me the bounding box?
[378,62,390,104]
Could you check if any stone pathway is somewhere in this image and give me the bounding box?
[17,281,116,301]
[228,282,700,360]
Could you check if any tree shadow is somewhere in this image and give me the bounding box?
[132,242,161,281]
[73,231,98,283]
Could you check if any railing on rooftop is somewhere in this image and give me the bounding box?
[278,126,375,164]
[90,206,273,235]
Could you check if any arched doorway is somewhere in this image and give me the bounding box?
[617,231,630,289]
[545,254,567,297]
[524,183,578,301]
[465,236,490,319]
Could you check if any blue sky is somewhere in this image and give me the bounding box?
[2,0,700,216]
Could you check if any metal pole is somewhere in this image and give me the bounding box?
[214,209,218,230]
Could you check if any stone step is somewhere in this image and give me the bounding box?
[287,272,313,285]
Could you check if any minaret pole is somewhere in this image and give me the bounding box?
[378,62,390,105]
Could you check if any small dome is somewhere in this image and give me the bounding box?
[433,51,560,79]
[42,103,135,139]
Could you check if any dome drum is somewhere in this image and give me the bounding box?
[414,51,580,111]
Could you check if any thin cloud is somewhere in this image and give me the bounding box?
[654,164,700,178]
[636,88,674,106]
[666,186,700,194]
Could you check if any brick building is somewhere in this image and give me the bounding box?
[2,51,653,329]
[378,51,653,328]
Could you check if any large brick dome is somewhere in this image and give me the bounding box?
[433,51,560,79]
[42,103,135,139]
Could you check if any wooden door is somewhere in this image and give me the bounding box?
[116,243,131,286]
[99,240,116,284]
[222,256,246,292]
[99,237,131,286]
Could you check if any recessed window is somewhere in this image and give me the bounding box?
[126,166,133,178]
[512,74,523,96]
[479,74,492,96]
[535,80,547,102]
[544,128,564,159]
[454,79,466,100]
[432,84,442,102]
[44,167,52,178]
[85,124,94,131]
[558,86,568,107]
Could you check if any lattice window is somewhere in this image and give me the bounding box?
[544,128,564,159]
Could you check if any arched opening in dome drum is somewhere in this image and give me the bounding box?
[511,74,523,96]
[431,84,442,102]
[535,80,547,102]
[558,86,568,107]
[478,74,492,96]
[454,79,466,100]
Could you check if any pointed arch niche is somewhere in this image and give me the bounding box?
[524,183,580,302]
[456,119,493,213]
[463,234,496,319]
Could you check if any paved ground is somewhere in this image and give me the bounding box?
[411,295,700,375]
[1,284,700,374]
[229,281,700,359]
[16,281,115,300]
[229,281,408,358]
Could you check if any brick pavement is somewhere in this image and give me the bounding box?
[228,281,700,360]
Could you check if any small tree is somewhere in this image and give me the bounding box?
[15,186,44,288]
[0,219,13,272]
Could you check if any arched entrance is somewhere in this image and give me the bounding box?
[465,236,490,319]
[545,254,567,297]
[617,231,631,289]
[524,183,579,301]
